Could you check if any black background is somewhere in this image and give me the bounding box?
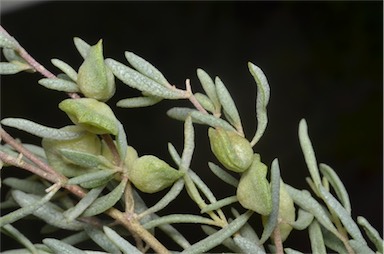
[1,1,382,252]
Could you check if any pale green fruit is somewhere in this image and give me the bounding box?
[59,98,118,135]
[77,40,115,101]
[129,155,183,193]
[262,180,295,242]
[208,127,253,173]
[42,126,101,177]
[237,154,272,215]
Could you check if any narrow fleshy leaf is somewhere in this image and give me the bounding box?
[1,118,84,140]
[201,225,242,253]
[143,214,217,229]
[248,62,270,146]
[321,224,348,254]
[201,196,238,214]
[349,239,375,254]
[73,37,91,59]
[194,93,215,113]
[139,178,184,219]
[357,216,383,253]
[189,169,218,204]
[0,62,31,74]
[3,177,46,195]
[84,225,121,254]
[3,48,25,63]
[290,208,314,230]
[38,77,79,92]
[318,185,366,244]
[103,226,142,254]
[116,96,162,108]
[167,107,236,131]
[0,188,57,227]
[11,190,84,230]
[116,121,128,163]
[59,149,109,169]
[285,185,339,237]
[2,224,38,253]
[197,68,221,111]
[259,158,281,244]
[284,248,305,254]
[82,179,127,217]
[157,222,191,249]
[0,31,18,49]
[125,51,170,86]
[51,58,78,81]
[309,220,327,254]
[180,116,195,172]
[181,210,253,254]
[43,238,86,254]
[61,231,90,246]
[231,208,262,250]
[64,187,104,221]
[298,119,322,190]
[215,77,242,130]
[234,235,266,254]
[105,58,185,99]
[208,162,239,187]
[319,163,351,214]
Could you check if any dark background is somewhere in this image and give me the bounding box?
[1,1,382,252]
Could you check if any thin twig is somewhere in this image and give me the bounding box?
[185,79,209,114]
[272,226,284,254]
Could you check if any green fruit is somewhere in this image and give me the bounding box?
[59,98,118,135]
[129,155,183,193]
[237,154,272,215]
[208,127,253,173]
[77,40,115,101]
[42,126,101,177]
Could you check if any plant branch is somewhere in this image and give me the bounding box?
[272,226,284,254]
[185,79,208,114]
[0,25,80,99]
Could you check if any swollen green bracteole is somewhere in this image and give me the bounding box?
[77,40,115,101]
[208,127,253,173]
[237,154,272,215]
[129,155,184,193]
[42,126,102,177]
[59,98,119,135]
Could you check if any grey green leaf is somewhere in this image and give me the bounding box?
[1,118,84,140]
[234,235,266,254]
[248,62,270,146]
[51,58,78,81]
[43,238,86,254]
[11,190,84,230]
[319,163,351,214]
[116,96,162,108]
[84,225,121,254]
[105,58,185,99]
[298,119,322,191]
[318,185,366,244]
[208,162,239,187]
[290,208,314,230]
[64,187,104,221]
[125,51,170,86]
[0,62,30,74]
[82,179,127,217]
[181,210,253,254]
[215,77,242,130]
[103,226,142,254]
[309,219,327,254]
[167,107,235,131]
[357,216,383,253]
[197,68,220,112]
